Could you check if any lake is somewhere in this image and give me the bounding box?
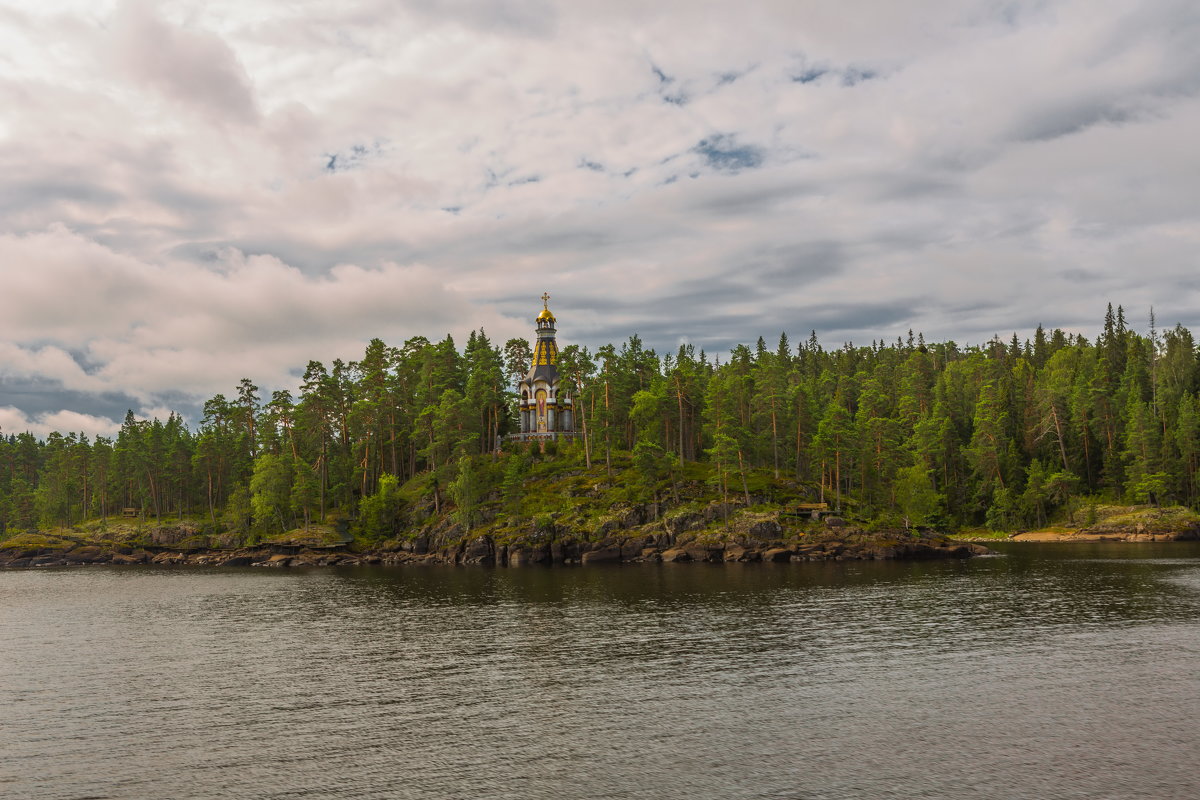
[2,542,1199,799]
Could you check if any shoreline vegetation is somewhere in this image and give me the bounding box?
[4,304,1200,567]
[3,456,998,568]
[949,504,1200,543]
[4,482,1199,570]
[7,505,1199,569]
[0,526,990,569]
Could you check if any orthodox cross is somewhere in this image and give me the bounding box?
[541,292,551,309]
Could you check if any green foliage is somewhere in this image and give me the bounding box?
[6,303,1200,538]
[985,486,1019,532]
[1129,472,1170,506]
[250,453,294,534]
[291,463,320,528]
[500,453,530,513]
[894,464,943,526]
[447,455,486,528]
[354,473,405,542]
[222,485,253,541]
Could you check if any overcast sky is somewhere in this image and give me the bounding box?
[1,0,1198,437]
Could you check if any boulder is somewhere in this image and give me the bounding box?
[664,510,705,536]
[593,517,623,538]
[2,547,38,561]
[620,537,650,560]
[661,548,691,563]
[684,544,724,563]
[146,525,204,547]
[762,548,793,562]
[550,539,581,563]
[509,545,551,566]
[618,505,646,528]
[581,546,622,564]
[650,531,675,548]
[905,543,949,559]
[462,536,495,565]
[63,546,107,564]
[746,520,783,539]
[724,545,761,562]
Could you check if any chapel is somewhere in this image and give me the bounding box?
[514,293,575,440]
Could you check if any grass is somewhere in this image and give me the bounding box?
[952,504,1200,539]
[0,532,73,551]
[261,525,345,547]
[1080,504,1200,532]
[948,528,1013,540]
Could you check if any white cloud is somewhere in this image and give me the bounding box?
[107,0,259,124]
[1,0,1199,428]
[0,226,521,405]
[0,406,121,440]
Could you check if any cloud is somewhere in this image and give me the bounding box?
[0,406,121,440]
[0,0,1199,429]
[108,0,259,125]
[0,226,520,417]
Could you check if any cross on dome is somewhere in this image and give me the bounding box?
[537,292,555,322]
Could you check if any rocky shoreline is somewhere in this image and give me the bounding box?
[1008,528,1199,542]
[0,529,989,569]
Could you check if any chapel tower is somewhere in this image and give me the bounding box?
[516,293,574,438]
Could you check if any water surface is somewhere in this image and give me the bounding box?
[2,543,1199,799]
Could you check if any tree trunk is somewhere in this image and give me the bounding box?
[770,401,779,479]
[676,378,686,461]
[737,449,751,506]
[579,385,592,469]
[1050,404,1069,471]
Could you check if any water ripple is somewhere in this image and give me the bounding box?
[2,542,1199,799]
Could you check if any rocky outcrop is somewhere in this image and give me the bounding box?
[0,526,991,570]
[145,524,206,548]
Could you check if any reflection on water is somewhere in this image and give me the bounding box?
[2,542,1199,799]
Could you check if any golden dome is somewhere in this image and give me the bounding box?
[537,307,555,321]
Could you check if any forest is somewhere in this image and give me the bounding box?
[2,303,1197,540]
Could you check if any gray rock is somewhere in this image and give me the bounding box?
[462,536,494,565]
[581,547,622,564]
[684,544,723,563]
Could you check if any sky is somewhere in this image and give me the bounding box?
[1,0,1198,438]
